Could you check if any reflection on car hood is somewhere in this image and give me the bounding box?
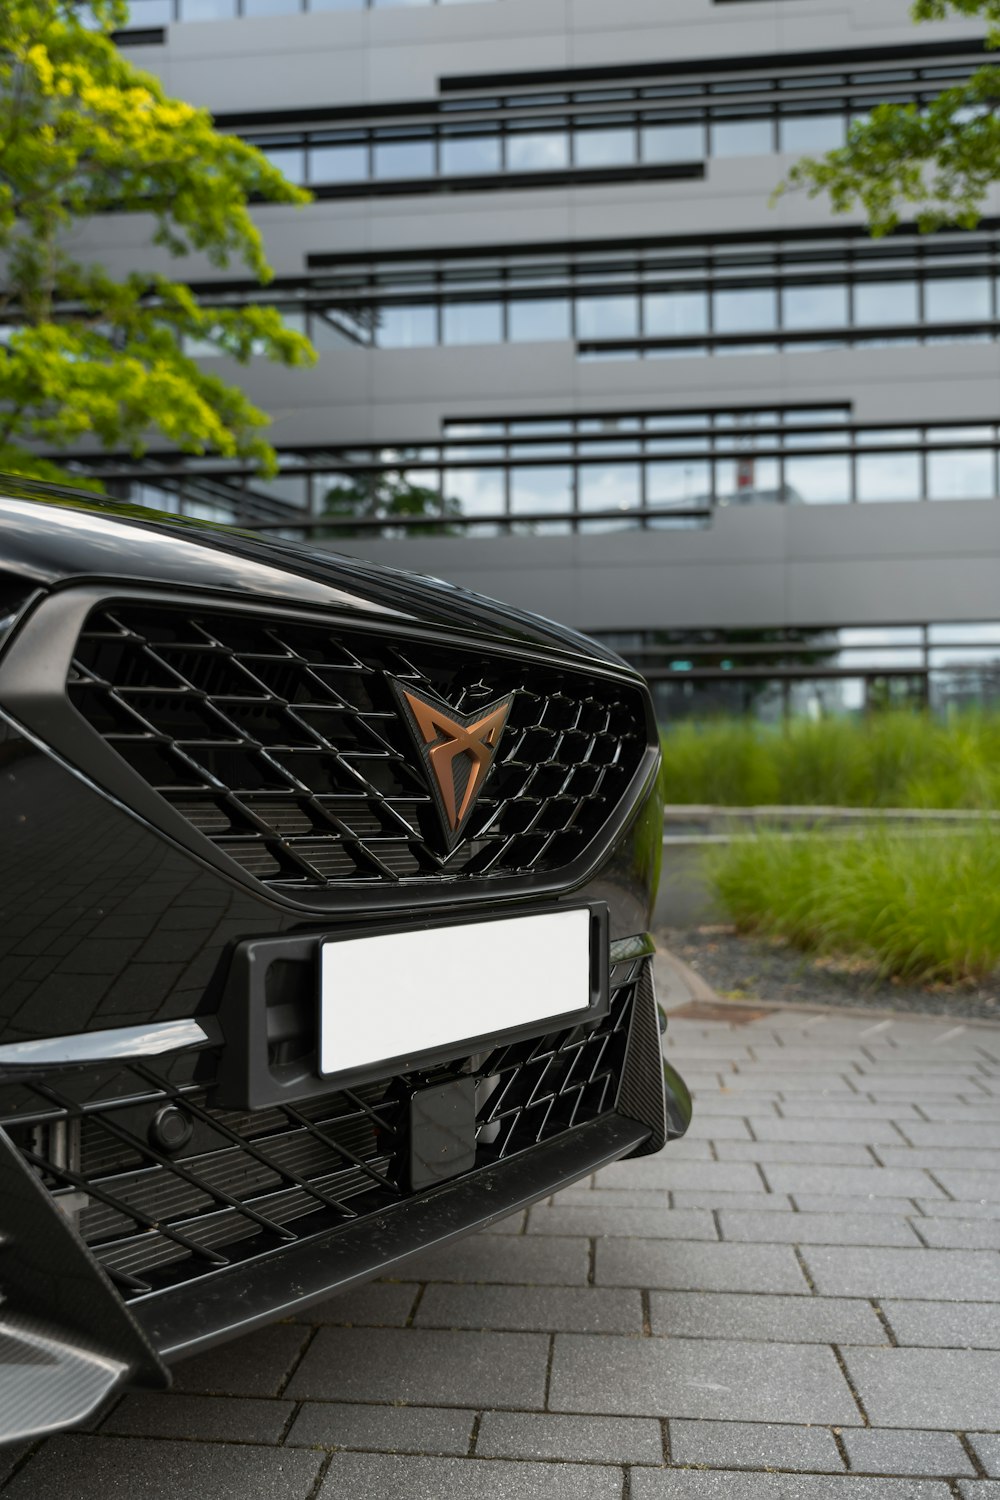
[0,476,624,665]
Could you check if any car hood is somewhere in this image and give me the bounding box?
[0,477,624,666]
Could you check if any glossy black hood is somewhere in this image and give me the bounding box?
[0,476,624,667]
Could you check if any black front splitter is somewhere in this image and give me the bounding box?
[135,1113,649,1363]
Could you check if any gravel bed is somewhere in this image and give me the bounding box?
[660,924,1000,1022]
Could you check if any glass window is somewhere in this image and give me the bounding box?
[243,0,300,13]
[508,299,571,341]
[782,283,849,330]
[177,0,236,18]
[641,122,705,162]
[575,295,639,339]
[711,116,774,156]
[716,457,781,504]
[646,461,712,508]
[573,128,637,167]
[310,143,369,182]
[854,280,918,325]
[443,468,506,517]
[578,464,641,513]
[310,0,365,8]
[926,449,995,499]
[714,286,778,333]
[856,451,922,502]
[376,304,437,347]
[506,130,570,171]
[440,134,501,175]
[924,277,992,322]
[644,291,709,336]
[783,454,852,504]
[928,622,1000,645]
[373,139,435,178]
[442,302,503,345]
[509,467,574,514]
[778,113,846,154]
[125,0,174,21]
[255,145,306,184]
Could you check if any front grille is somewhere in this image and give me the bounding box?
[1,952,648,1300]
[67,603,648,892]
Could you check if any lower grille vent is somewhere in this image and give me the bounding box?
[2,952,649,1299]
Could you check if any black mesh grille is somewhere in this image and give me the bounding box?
[66,603,648,892]
[1,954,647,1301]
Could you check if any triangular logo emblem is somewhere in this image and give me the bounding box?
[392,680,513,852]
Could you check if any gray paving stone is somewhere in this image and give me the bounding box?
[294,1281,419,1326]
[841,1428,974,1477]
[670,1190,795,1213]
[690,1097,779,1117]
[404,1233,589,1285]
[684,1116,754,1140]
[669,1418,844,1472]
[777,1101,921,1119]
[882,1300,1000,1349]
[919,1104,1000,1122]
[957,1485,1000,1498]
[596,1238,810,1293]
[476,1411,662,1464]
[792,1195,920,1217]
[913,1218,1000,1249]
[415,1284,644,1334]
[172,1324,312,1397]
[285,1402,474,1455]
[932,1168,1000,1200]
[99,1393,293,1443]
[801,1246,1000,1300]
[285,1326,549,1409]
[2,1436,322,1499]
[762,1166,943,1199]
[718,1211,921,1247]
[716,1141,877,1166]
[749,1117,909,1145]
[632,1474,953,1499]
[593,1161,766,1193]
[526,1205,717,1239]
[915,1200,1000,1221]
[842,1346,1000,1428]
[649,1290,886,1344]
[317,1452,622,1499]
[968,1434,1000,1476]
[549,1335,860,1423]
[896,1123,1000,1149]
[876,1147,1000,1172]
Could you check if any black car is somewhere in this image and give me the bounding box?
[0,480,690,1446]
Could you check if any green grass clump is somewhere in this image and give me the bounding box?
[707,825,1000,984]
[660,710,1000,809]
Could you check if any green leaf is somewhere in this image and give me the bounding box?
[0,1,316,487]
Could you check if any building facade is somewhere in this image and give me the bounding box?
[73,0,1000,718]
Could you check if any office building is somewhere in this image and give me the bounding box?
[73,0,1000,717]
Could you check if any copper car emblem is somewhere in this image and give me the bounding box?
[392,681,513,850]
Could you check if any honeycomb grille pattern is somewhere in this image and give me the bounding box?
[2,956,646,1299]
[67,604,648,891]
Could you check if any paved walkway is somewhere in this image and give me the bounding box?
[4,965,1000,1498]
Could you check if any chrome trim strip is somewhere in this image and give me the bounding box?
[0,1019,210,1068]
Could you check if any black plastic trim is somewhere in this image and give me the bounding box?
[135,1113,649,1361]
[215,903,609,1108]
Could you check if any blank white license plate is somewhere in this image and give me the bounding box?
[319,909,593,1078]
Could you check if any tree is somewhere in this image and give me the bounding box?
[322,468,462,538]
[0,0,315,485]
[776,0,1000,234]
